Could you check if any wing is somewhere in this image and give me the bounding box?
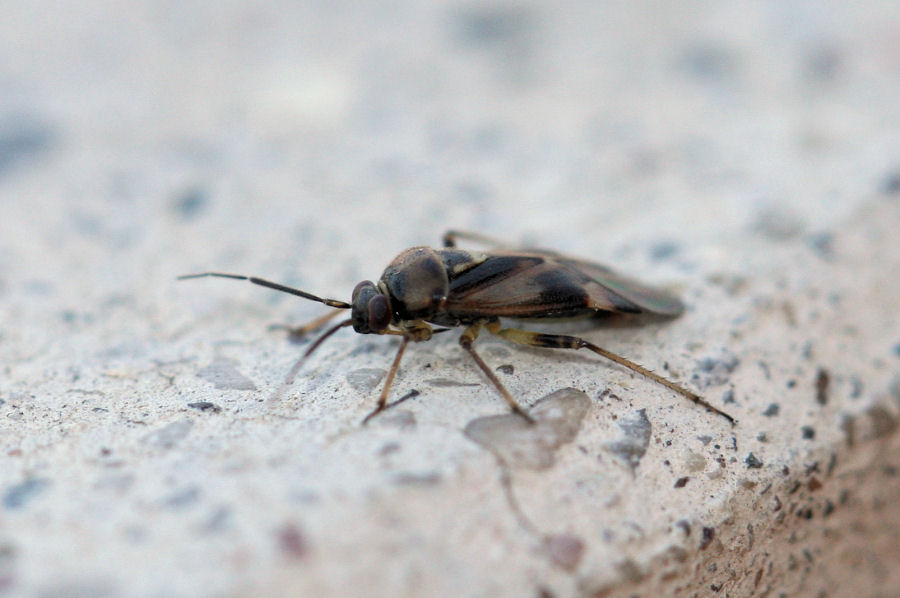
[441,249,683,320]
[548,252,685,316]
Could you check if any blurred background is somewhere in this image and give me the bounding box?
[2,1,896,299]
[1,2,898,596]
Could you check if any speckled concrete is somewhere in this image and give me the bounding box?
[1,2,899,597]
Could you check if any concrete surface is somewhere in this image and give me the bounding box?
[1,2,899,597]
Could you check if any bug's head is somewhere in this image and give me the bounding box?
[350,281,393,334]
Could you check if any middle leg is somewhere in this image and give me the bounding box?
[459,322,534,423]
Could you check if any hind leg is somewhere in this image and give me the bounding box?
[485,321,735,424]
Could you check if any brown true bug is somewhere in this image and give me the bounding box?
[179,230,735,425]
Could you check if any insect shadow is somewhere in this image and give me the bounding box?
[179,230,735,425]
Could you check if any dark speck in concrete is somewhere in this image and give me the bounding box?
[745,453,764,469]
[806,232,835,260]
[197,358,257,391]
[674,476,689,488]
[840,414,856,447]
[649,241,680,261]
[277,523,307,560]
[163,487,200,509]
[452,5,533,48]
[677,43,738,82]
[721,388,735,404]
[805,44,843,82]
[762,403,780,417]
[815,368,829,405]
[801,426,815,440]
[187,401,221,413]
[197,505,231,534]
[542,533,584,571]
[171,186,209,219]
[693,351,740,388]
[464,388,590,469]
[699,526,715,550]
[604,409,651,472]
[880,169,900,196]
[142,419,193,449]
[3,478,49,509]
[496,364,514,375]
[751,206,805,241]
[866,405,896,438]
[453,180,491,204]
[0,119,55,177]
[827,453,838,476]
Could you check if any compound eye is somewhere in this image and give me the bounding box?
[352,281,372,302]
[367,294,391,333]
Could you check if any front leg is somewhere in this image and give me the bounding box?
[362,335,411,425]
[361,321,434,424]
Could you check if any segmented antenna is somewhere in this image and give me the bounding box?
[177,272,351,309]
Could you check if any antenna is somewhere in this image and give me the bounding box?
[177,272,351,309]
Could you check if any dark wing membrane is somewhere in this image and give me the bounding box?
[443,252,652,319]
[551,254,684,316]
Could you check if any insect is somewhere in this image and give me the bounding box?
[179,230,735,425]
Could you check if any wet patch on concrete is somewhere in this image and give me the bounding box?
[464,388,591,469]
[345,368,385,392]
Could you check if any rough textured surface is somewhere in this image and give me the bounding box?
[2,2,899,597]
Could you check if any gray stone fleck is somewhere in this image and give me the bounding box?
[197,358,257,391]
[196,505,231,534]
[3,478,49,509]
[693,351,740,388]
[745,453,764,469]
[142,418,194,449]
[604,409,651,471]
[187,401,221,413]
[163,487,201,509]
[763,403,780,417]
[0,119,56,177]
